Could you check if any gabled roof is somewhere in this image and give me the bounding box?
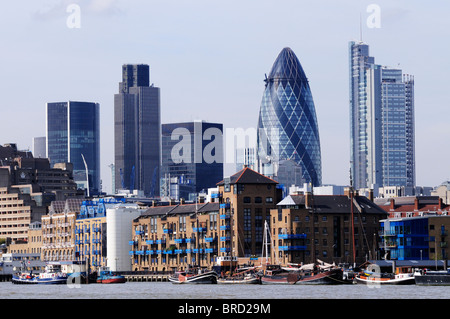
[216,167,278,186]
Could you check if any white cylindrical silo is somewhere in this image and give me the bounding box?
[106,204,141,272]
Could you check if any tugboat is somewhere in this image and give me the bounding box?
[169,267,218,284]
[12,263,68,285]
[96,267,126,284]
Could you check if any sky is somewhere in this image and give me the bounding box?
[0,0,449,194]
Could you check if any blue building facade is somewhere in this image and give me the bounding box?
[257,47,322,186]
[380,217,429,260]
[46,101,100,196]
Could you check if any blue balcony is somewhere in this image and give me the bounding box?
[156,250,163,254]
[185,238,193,243]
[175,249,184,254]
[211,193,222,199]
[163,228,173,234]
[220,225,230,230]
[185,249,192,254]
[205,237,216,243]
[156,239,166,244]
[278,245,307,251]
[136,250,144,255]
[278,234,307,239]
[193,227,207,232]
[135,230,144,235]
[220,247,230,253]
[220,203,230,209]
[129,241,137,245]
[220,214,230,219]
[205,248,216,253]
[175,238,186,244]
[146,240,154,245]
[129,251,134,255]
[220,236,231,241]
[146,250,154,255]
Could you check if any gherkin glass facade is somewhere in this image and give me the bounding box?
[257,47,322,186]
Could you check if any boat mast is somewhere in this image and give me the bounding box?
[308,183,316,264]
[262,220,271,266]
[350,169,356,268]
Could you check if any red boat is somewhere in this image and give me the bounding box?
[96,267,126,284]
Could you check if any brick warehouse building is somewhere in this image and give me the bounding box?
[130,168,282,271]
[270,191,388,266]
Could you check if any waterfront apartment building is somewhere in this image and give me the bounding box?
[41,198,83,262]
[216,168,282,258]
[129,168,282,271]
[46,101,101,196]
[114,64,160,197]
[379,215,450,261]
[257,47,322,187]
[349,41,415,190]
[160,121,223,202]
[270,192,388,266]
[130,202,220,272]
[8,221,43,256]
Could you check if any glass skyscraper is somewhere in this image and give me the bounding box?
[114,64,160,197]
[160,121,223,201]
[46,101,100,195]
[349,41,415,190]
[257,47,322,186]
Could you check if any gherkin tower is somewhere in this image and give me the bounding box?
[257,47,322,186]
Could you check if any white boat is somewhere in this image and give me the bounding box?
[12,264,68,285]
[355,266,415,285]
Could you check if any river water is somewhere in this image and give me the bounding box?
[2,281,449,299]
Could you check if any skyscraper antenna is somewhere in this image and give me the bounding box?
[359,13,363,42]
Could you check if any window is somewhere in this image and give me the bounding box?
[266,197,273,203]
[243,197,251,203]
[255,197,262,204]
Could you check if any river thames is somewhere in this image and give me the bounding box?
[2,281,449,299]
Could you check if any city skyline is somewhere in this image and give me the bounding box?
[1,1,449,194]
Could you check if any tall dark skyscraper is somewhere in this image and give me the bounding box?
[46,101,100,195]
[257,47,322,187]
[160,121,223,201]
[114,64,160,197]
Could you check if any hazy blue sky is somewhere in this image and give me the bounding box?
[1,0,449,194]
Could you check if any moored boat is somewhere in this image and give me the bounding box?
[217,268,261,284]
[355,266,415,285]
[96,267,126,284]
[261,261,348,285]
[414,268,450,286]
[169,268,218,284]
[12,264,68,285]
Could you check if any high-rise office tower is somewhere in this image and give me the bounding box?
[160,121,223,201]
[349,41,415,190]
[114,64,160,197]
[381,68,415,187]
[257,47,322,186]
[46,101,100,195]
